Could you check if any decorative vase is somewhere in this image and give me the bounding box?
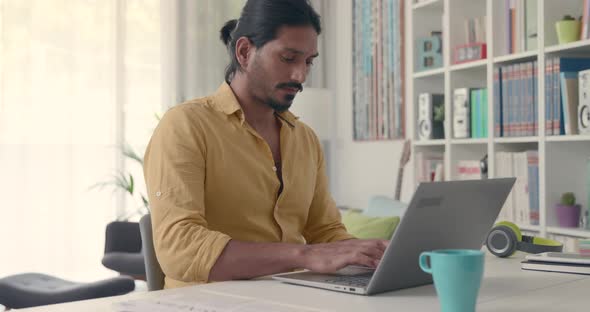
[556,204,582,227]
[555,20,581,44]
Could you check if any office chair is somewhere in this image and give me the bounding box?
[101,221,146,279]
[139,214,165,291]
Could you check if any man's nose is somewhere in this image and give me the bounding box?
[290,64,307,84]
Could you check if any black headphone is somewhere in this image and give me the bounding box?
[486,221,563,257]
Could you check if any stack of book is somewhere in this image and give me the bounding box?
[544,58,590,136]
[521,252,590,275]
[495,151,539,225]
[493,61,538,137]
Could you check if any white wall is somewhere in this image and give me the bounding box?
[324,0,414,209]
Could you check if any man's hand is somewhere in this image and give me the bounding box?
[299,239,389,273]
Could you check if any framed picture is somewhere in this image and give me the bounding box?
[352,0,405,141]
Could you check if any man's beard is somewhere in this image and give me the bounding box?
[265,94,295,113]
[265,82,303,112]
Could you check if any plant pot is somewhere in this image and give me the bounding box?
[555,20,581,44]
[556,204,582,227]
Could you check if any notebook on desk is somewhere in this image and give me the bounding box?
[273,178,516,295]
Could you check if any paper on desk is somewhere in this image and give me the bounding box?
[113,289,327,312]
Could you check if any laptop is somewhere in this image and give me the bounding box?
[272,178,516,295]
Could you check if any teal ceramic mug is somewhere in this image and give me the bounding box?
[419,249,484,312]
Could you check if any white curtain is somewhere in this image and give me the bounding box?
[0,0,160,281]
[0,0,327,281]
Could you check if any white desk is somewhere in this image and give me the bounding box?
[20,252,590,312]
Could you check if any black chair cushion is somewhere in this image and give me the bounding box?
[0,273,135,309]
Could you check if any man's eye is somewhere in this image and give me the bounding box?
[281,56,296,63]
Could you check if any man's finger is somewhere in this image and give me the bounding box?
[352,253,376,269]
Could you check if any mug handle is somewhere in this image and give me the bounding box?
[419,252,433,274]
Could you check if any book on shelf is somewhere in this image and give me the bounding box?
[471,88,488,138]
[415,151,444,184]
[494,61,537,137]
[453,88,471,139]
[464,16,486,44]
[545,57,590,136]
[560,72,579,135]
[495,151,539,225]
[578,69,590,135]
[521,260,590,275]
[497,0,537,55]
[456,160,482,180]
[582,0,590,40]
[580,239,590,256]
[494,67,503,137]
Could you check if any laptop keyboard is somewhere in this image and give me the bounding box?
[323,273,373,287]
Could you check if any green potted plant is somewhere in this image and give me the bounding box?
[90,143,149,221]
[556,192,581,227]
[555,15,581,44]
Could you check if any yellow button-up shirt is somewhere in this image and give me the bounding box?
[144,82,353,289]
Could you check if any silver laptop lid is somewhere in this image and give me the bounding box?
[367,178,515,295]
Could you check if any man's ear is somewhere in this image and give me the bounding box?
[235,37,255,70]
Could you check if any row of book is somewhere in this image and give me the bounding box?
[544,57,590,136]
[495,151,539,226]
[463,16,486,44]
[453,88,488,139]
[493,61,538,137]
[415,151,444,183]
[497,0,537,55]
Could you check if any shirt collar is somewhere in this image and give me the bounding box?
[211,82,299,128]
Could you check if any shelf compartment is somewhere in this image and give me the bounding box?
[449,59,488,72]
[412,0,443,10]
[493,50,538,64]
[450,138,488,145]
[494,137,539,143]
[545,135,590,142]
[413,67,445,79]
[449,143,487,181]
[547,227,590,238]
[545,39,590,54]
[414,139,446,146]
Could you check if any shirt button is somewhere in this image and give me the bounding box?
[156,191,162,197]
[272,166,277,172]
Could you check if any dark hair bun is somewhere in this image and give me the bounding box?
[220,19,238,46]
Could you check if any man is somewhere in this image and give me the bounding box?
[144,0,387,289]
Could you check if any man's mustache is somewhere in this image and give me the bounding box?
[276,82,303,92]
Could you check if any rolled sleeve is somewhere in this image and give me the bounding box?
[144,106,231,285]
[303,135,355,244]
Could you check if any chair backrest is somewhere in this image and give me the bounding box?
[364,195,407,218]
[139,214,165,291]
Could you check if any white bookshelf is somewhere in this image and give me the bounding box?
[408,0,590,244]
